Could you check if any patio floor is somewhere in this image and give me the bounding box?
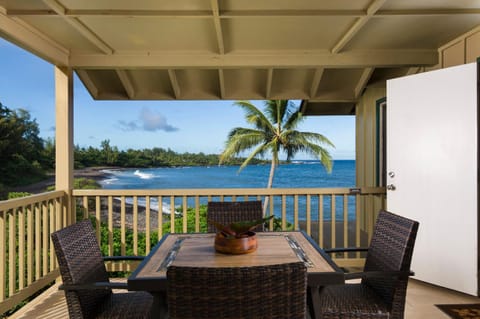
[7,279,480,318]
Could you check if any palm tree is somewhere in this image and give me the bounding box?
[220,100,334,212]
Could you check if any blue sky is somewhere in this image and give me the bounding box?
[0,38,355,159]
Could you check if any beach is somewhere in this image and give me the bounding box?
[7,167,112,194]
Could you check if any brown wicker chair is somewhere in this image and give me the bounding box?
[51,219,153,319]
[167,262,307,319]
[207,200,264,232]
[313,210,419,319]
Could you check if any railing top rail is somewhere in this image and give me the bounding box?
[0,190,66,211]
[72,187,386,197]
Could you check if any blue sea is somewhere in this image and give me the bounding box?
[99,160,355,221]
[100,160,355,190]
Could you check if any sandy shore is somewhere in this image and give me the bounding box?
[7,167,113,194]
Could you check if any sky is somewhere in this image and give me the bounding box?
[0,38,355,160]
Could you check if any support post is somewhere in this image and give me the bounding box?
[55,66,74,223]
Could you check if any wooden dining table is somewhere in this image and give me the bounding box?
[128,231,343,318]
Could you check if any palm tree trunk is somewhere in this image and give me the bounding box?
[263,159,276,215]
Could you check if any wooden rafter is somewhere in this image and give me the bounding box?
[115,70,135,99]
[354,68,374,98]
[331,0,387,54]
[218,69,226,99]
[42,0,113,54]
[168,69,181,99]
[310,68,324,98]
[76,70,99,99]
[69,50,438,68]
[210,0,225,54]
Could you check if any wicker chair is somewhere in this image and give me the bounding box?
[51,219,153,319]
[314,210,419,319]
[167,262,307,319]
[207,200,264,232]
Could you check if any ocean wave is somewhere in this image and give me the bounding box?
[101,178,119,185]
[134,170,154,179]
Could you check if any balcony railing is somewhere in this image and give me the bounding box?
[0,187,385,315]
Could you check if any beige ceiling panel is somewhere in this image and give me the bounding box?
[3,0,49,10]
[301,101,356,116]
[222,69,268,99]
[220,0,371,11]
[314,69,364,99]
[222,16,355,51]
[380,0,480,10]
[82,17,217,52]
[20,16,102,53]
[59,0,212,11]
[85,70,129,99]
[466,31,480,62]
[345,16,480,50]
[270,69,313,99]
[175,69,220,99]
[368,67,411,86]
[127,70,175,99]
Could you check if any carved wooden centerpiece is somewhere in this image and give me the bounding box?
[210,216,273,255]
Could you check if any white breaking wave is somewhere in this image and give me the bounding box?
[134,170,154,179]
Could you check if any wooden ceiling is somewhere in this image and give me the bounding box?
[1,0,480,114]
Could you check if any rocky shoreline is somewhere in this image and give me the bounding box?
[8,167,113,194]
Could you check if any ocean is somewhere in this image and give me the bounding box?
[99,160,356,221]
[100,160,355,190]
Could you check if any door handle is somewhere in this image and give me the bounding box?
[386,184,396,191]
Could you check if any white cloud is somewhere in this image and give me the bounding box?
[117,107,178,132]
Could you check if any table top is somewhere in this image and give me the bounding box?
[128,231,343,292]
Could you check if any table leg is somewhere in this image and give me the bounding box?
[150,292,168,318]
[307,286,322,319]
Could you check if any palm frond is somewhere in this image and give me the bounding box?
[234,101,275,132]
[220,128,265,164]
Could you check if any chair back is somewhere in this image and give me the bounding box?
[207,201,264,232]
[167,262,306,319]
[51,220,111,319]
[363,210,419,318]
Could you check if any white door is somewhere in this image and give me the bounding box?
[386,63,478,296]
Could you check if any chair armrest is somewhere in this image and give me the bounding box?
[59,281,128,291]
[103,255,145,262]
[324,247,369,254]
[344,270,414,281]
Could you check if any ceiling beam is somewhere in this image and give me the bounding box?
[218,69,225,98]
[0,11,68,65]
[210,0,225,54]
[9,8,480,18]
[331,0,386,54]
[115,70,135,99]
[69,50,438,68]
[167,69,181,99]
[309,68,324,98]
[377,9,480,16]
[354,67,374,98]
[42,0,113,55]
[75,70,99,99]
[265,69,273,99]
[406,67,421,75]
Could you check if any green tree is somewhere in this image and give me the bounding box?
[220,100,334,209]
[0,102,45,186]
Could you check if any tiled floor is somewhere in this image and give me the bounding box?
[406,280,480,318]
[8,279,480,318]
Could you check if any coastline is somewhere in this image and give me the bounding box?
[7,167,112,194]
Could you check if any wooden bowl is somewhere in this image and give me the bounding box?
[214,231,257,254]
